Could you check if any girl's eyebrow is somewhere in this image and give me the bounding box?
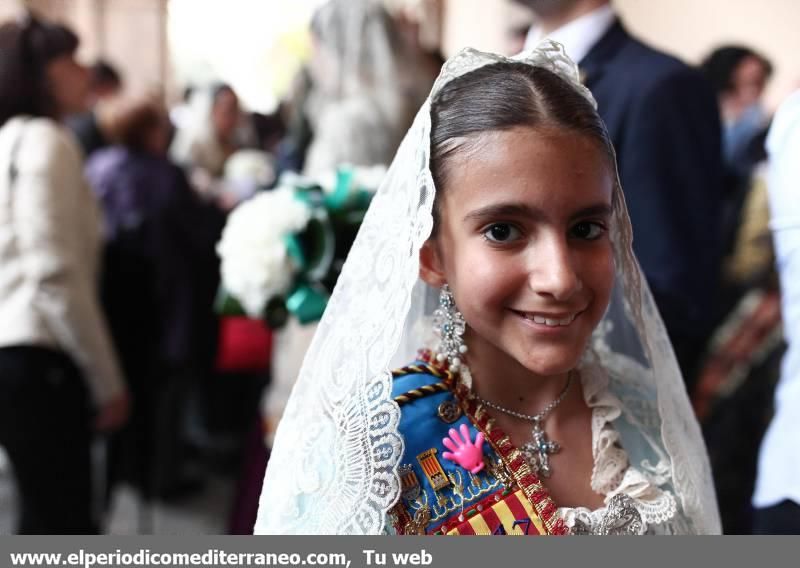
[569,204,613,221]
[464,203,545,223]
[464,202,613,223]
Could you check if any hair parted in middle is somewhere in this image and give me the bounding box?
[429,61,615,232]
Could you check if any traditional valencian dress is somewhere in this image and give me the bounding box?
[387,351,680,535]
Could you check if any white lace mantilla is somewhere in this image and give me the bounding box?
[558,361,680,535]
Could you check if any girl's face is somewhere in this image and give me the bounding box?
[421,126,615,378]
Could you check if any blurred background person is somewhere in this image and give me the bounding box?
[171,83,241,179]
[0,13,128,534]
[690,46,779,535]
[703,46,773,180]
[515,0,724,390]
[751,88,800,534]
[88,60,124,101]
[170,83,258,206]
[503,0,536,55]
[67,59,124,159]
[702,46,773,264]
[272,66,315,176]
[301,0,418,176]
[84,99,225,514]
[169,82,273,475]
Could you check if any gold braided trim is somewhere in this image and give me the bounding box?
[391,362,457,407]
[392,363,449,380]
[394,382,449,406]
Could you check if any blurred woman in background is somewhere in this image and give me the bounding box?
[170,83,259,207]
[170,84,241,178]
[0,14,128,533]
[85,99,225,505]
[301,0,414,176]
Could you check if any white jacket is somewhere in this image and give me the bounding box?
[753,91,800,508]
[0,116,125,405]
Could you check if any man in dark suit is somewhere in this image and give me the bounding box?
[516,0,723,389]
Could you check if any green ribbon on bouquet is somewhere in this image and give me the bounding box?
[218,165,376,328]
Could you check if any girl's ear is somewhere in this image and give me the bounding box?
[419,239,447,288]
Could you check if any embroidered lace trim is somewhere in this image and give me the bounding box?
[559,361,678,533]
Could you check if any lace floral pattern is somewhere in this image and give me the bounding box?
[559,359,679,534]
[254,106,435,534]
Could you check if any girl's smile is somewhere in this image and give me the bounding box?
[509,308,584,330]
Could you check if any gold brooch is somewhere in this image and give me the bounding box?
[437,400,462,423]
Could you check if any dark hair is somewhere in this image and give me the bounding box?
[701,46,773,95]
[0,14,80,126]
[90,59,122,90]
[106,99,167,153]
[429,61,614,230]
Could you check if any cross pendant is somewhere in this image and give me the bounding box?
[521,419,560,478]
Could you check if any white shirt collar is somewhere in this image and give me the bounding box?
[523,3,616,64]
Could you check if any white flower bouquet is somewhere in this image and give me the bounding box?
[216,165,384,327]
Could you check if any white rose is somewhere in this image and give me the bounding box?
[217,188,312,316]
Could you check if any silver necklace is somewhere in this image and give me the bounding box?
[474,371,573,478]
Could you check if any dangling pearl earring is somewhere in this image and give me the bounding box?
[433,284,468,371]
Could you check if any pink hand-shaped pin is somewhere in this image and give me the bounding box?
[442,423,485,474]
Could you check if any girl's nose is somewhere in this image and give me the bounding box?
[528,236,583,301]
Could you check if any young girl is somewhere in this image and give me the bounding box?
[255,42,720,535]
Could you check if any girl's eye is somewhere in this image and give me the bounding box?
[483,223,521,243]
[570,221,605,240]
